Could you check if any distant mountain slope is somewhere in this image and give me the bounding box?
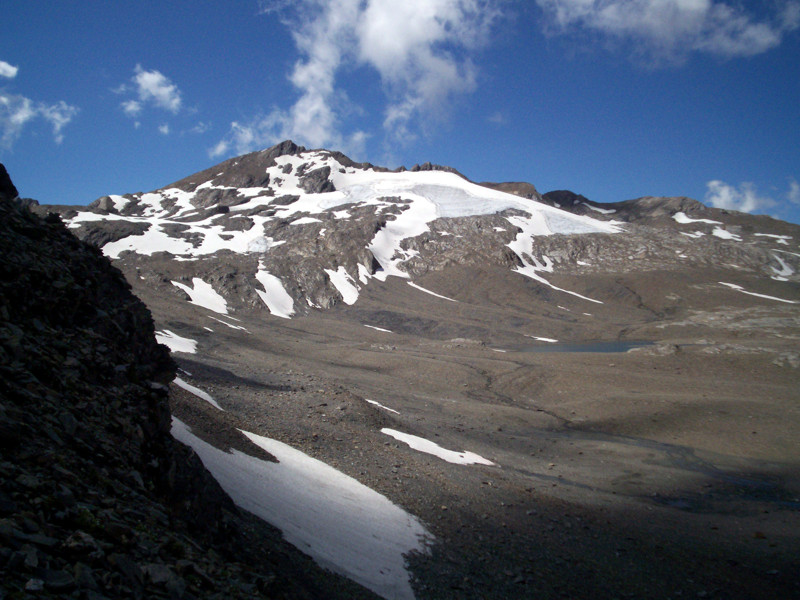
[40,141,798,329]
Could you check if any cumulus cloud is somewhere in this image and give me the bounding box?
[705,180,776,213]
[0,60,18,79]
[0,93,78,149]
[536,0,800,62]
[118,65,182,119]
[213,0,499,157]
[158,123,170,135]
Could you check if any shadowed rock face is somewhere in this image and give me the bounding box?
[0,169,375,599]
[0,163,19,201]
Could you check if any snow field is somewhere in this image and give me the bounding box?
[171,419,431,600]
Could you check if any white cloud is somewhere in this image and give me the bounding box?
[788,178,800,205]
[705,180,775,213]
[118,65,182,121]
[488,111,506,125]
[38,101,80,144]
[158,123,170,135]
[213,0,499,157]
[0,93,78,148]
[133,64,181,113]
[0,60,18,79]
[121,99,142,117]
[536,0,800,62]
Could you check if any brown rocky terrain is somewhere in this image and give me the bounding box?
[16,142,800,598]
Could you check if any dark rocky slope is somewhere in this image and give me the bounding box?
[0,166,373,599]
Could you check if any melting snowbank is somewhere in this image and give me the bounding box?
[171,278,228,314]
[171,419,431,600]
[382,428,496,466]
[155,330,197,354]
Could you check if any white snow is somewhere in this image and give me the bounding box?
[366,399,400,414]
[174,377,224,411]
[718,282,797,304]
[771,253,794,280]
[364,324,393,333]
[506,221,603,304]
[109,194,130,212]
[325,266,360,305]
[381,428,496,466]
[679,231,705,239]
[171,278,228,314]
[673,212,721,225]
[582,202,616,214]
[291,216,323,225]
[207,316,250,331]
[155,330,197,354]
[525,335,558,343]
[755,233,792,245]
[254,268,295,319]
[407,282,456,302]
[712,227,742,241]
[171,419,430,600]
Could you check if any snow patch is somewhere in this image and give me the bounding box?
[171,278,228,314]
[325,266,359,305]
[155,330,197,354]
[407,282,456,302]
[207,316,250,332]
[382,428,496,466]
[254,268,295,319]
[364,324,393,333]
[582,202,616,214]
[755,233,791,245]
[174,377,223,411]
[712,227,742,241]
[719,282,797,304]
[171,419,430,600]
[673,212,721,225]
[366,399,400,414]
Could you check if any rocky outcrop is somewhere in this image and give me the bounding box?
[0,163,18,201]
[0,172,373,598]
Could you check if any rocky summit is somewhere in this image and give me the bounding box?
[11,141,800,599]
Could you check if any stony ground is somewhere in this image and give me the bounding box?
[141,266,800,600]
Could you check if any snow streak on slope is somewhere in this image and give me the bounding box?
[382,428,496,466]
[254,267,295,319]
[174,377,224,411]
[171,278,228,314]
[171,418,431,600]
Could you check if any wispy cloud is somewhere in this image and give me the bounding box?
[118,65,182,121]
[705,180,775,213]
[158,123,170,135]
[212,0,499,158]
[0,60,18,79]
[788,178,800,205]
[0,94,79,148]
[536,0,800,63]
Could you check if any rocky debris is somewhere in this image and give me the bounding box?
[0,174,375,598]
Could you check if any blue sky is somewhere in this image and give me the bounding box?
[2,1,799,223]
